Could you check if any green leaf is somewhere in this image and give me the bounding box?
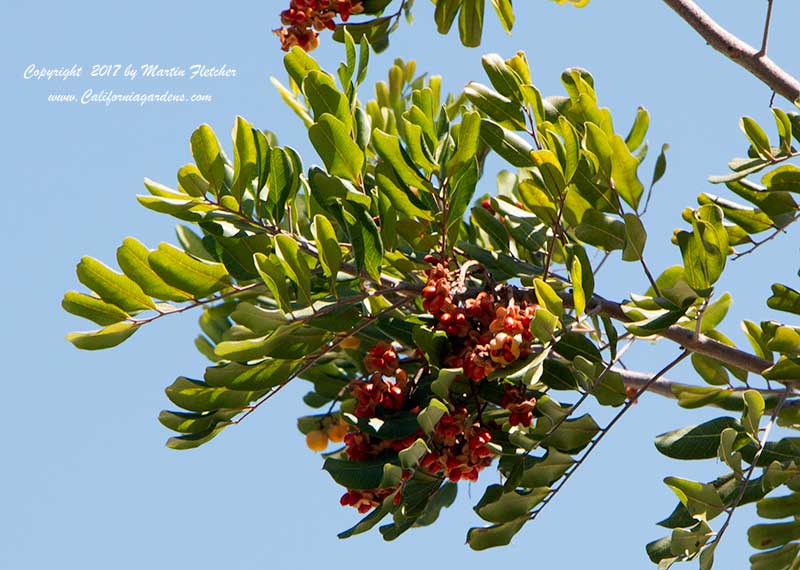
[534,414,600,453]
[149,243,231,298]
[764,356,800,381]
[574,210,626,251]
[215,323,329,361]
[472,205,509,250]
[622,213,647,261]
[62,291,130,326]
[434,0,461,33]
[458,0,484,47]
[158,409,238,434]
[446,159,479,245]
[651,143,669,188]
[467,516,528,551]
[398,438,430,469]
[165,377,262,412]
[418,399,448,435]
[566,244,593,317]
[312,215,342,280]
[323,458,387,490]
[757,493,800,520]
[762,164,800,193]
[231,116,258,201]
[204,358,300,391]
[768,284,800,315]
[554,332,601,363]
[609,134,645,210]
[274,235,312,306]
[691,353,730,386]
[76,256,155,313]
[530,308,559,342]
[591,369,627,406]
[464,82,526,130]
[490,0,514,32]
[749,520,800,550]
[677,205,728,297]
[190,124,226,192]
[663,477,725,521]
[501,449,574,488]
[66,322,140,350]
[253,253,292,313]
[533,278,563,317]
[750,543,800,570]
[375,163,433,221]
[283,46,322,92]
[166,422,231,450]
[372,129,434,192]
[479,119,534,167]
[480,53,522,101]
[654,417,742,460]
[625,106,650,151]
[116,238,193,302]
[177,164,210,197]
[343,201,383,282]
[741,116,773,159]
[414,482,458,527]
[447,111,482,171]
[743,389,765,437]
[699,292,732,333]
[474,485,549,523]
[308,114,363,182]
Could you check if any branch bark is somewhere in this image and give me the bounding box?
[583,294,773,374]
[615,368,800,410]
[662,0,800,102]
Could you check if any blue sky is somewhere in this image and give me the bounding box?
[3,1,799,568]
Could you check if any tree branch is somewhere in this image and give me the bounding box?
[662,0,800,103]
[615,368,800,410]
[583,293,774,375]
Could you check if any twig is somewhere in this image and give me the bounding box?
[705,387,789,553]
[662,0,800,102]
[733,213,800,260]
[529,350,691,522]
[615,368,800,409]
[234,297,413,425]
[759,0,774,56]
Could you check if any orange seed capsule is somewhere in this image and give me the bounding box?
[305,430,329,452]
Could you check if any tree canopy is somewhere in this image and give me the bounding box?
[63,1,800,568]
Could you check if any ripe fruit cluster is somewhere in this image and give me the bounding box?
[310,259,544,516]
[274,0,364,52]
[419,408,493,482]
[422,262,538,383]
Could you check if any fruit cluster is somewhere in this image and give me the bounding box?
[306,259,545,516]
[305,415,351,452]
[419,408,493,482]
[274,0,364,52]
[423,262,538,382]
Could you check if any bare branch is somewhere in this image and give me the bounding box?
[662,0,800,103]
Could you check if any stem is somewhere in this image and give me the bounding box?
[706,387,789,553]
[529,350,691,522]
[662,0,800,102]
[234,296,413,425]
[132,282,265,325]
[759,0,774,56]
[614,368,800,410]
